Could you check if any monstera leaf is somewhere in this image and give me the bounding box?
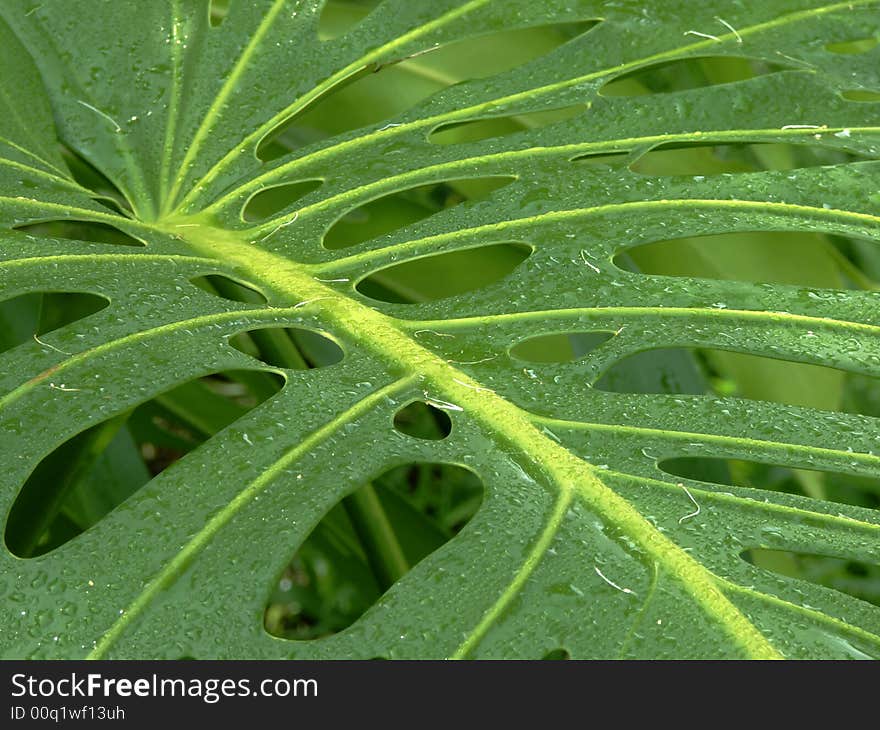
[2,0,880,659]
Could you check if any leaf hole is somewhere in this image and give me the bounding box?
[600,56,789,97]
[264,462,484,640]
[4,369,281,558]
[825,37,879,55]
[841,89,880,102]
[615,231,878,289]
[190,274,269,304]
[660,457,880,511]
[60,145,132,214]
[229,327,344,369]
[322,176,515,250]
[541,648,571,660]
[14,221,144,247]
[629,141,876,176]
[393,401,452,440]
[429,104,588,145]
[209,0,229,27]
[510,331,614,364]
[356,242,531,303]
[596,348,707,396]
[132,370,285,476]
[742,549,880,609]
[568,151,630,167]
[317,0,382,41]
[241,179,323,222]
[257,21,598,159]
[0,291,109,355]
[598,347,880,416]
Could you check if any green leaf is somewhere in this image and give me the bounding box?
[1,0,880,659]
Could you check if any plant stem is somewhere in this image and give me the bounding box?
[343,484,410,591]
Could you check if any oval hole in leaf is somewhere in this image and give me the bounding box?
[264,462,484,640]
[598,347,880,415]
[614,231,875,289]
[393,401,452,440]
[0,291,109,354]
[318,0,382,40]
[190,274,269,304]
[5,369,282,558]
[568,151,630,167]
[542,648,571,659]
[510,331,613,363]
[629,141,875,176]
[600,56,788,97]
[14,221,144,247]
[429,104,588,145]
[742,549,880,609]
[660,457,880,510]
[825,37,879,54]
[257,21,598,159]
[241,179,323,222]
[597,348,707,396]
[229,327,344,369]
[322,176,515,250]
[841,89,880,102]
[209,0,229,27]
[356,243,531,303]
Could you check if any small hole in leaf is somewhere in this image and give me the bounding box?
[264,462,483,640]
[190,274,268,304]
[429,104,588,145]
[742,549,880,609]
[5,370,281,558]
[841,89,880,102]
[60,145,132,214]
[0,291,109,355]
[317,0,381,40]
[229,327,343,369]
[510,332,613,363]
[258,21,597,158]
[322,176,515,250]
[209,0,229,26]
[600,56,788,97]
[568,152,629,167]
[356,243,531,303]
[825,37,879,54]
[629,141,875,176]
[241,179,323,222]
[14,221,143,247]
[393,401,452,440]
[660,457,880,511]
[542,648,570,660]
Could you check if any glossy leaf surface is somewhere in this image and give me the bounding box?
[1,0,880,659]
